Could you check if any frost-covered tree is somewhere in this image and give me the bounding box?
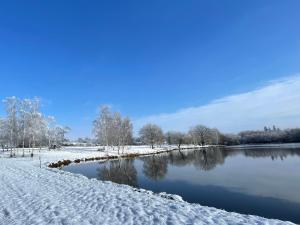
[53,126,70,147]
[139,124,164,149]
[0,118,9,151]
[19,99,32,156]
[211,128,221,145]
[93,105,133,153]
[120,117,133,147]
[45,116,56,149]
[93,105,111,148]
[0,96,70,156]
[117,116,133,153]
[222,133,240,145]
[3,97,19,156]
[26,97,42,156]
[189,125,215,146]
[165,131,186,149]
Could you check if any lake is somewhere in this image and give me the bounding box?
[62,144,300,223]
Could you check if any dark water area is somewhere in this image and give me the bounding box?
[62,144,300,223]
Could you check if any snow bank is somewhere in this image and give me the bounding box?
[0,147,295,225]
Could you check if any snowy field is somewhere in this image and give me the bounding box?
[0,146,295,225]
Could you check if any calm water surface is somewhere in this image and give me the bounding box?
[62,144,300,223]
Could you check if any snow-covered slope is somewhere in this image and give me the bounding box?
[0,148,295,225]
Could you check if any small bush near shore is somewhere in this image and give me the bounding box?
[48,159,72,168]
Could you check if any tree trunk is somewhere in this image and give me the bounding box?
[22,139,25,157]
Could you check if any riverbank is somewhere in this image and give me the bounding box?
[47,145,206,168]
[0,146,295,225]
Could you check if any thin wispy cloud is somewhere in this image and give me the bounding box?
[134,75,300,134]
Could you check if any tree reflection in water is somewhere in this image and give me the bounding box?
[193,147,225,171]
[242,148,300,160]
[168,147,225,171]
[97,146,300,184]
[142,155,168,181]
[97,159,138,187]
[62,145,300,224]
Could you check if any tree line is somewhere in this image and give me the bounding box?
[93,105,300,149]
[223,126,300,145]
[93,105,222,150]
[0,96,70,157]
[2,99,299,155]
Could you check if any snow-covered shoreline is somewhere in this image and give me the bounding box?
[0,146,295,225]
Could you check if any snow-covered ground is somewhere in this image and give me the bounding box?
[0,147,295,225]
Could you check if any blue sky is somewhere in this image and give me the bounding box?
[0,0,300,139]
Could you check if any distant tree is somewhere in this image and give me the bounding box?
[189,125,214,146]
[76,137,94,146]
[222,133,240,145]
[165,131,186,149]
[211,128,221,145]
[53,126,70,147]
[139,124,164,149]
[231,127,300,145]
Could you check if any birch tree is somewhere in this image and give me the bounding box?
[26,97,41,156]
[1,96,70,156]
[93,105,111,148]
[120,117,133,153]
[0,118,9,151]
[19,99,31,156]
[93,105,133,153]
[54,126,70,147]
[3,97,19,157]
[46,116,56,149]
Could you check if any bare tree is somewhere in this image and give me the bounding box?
[3,97,19,157]
[19,99,31,156]
[211,128,221,145]
[189,125,214,146]
[53,126,70,147]
[120,116,133,153]
[46,116,56,149]
[93,105,133,153]
[165,131,186,149]
[139,124,164,149]
[26,97,42,156]
[93,105,112,149]
[0,118,9,151]
[1,96,70,156]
